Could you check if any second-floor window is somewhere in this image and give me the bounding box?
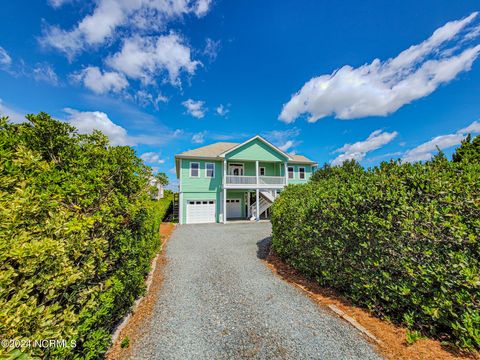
[288,166,294,179]
[190,162,200,177]
[299,167,306,179]
[205,163,215,178]
[259,167,265,176]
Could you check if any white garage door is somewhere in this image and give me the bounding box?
[226,199,241,218]
[186,200,216,224]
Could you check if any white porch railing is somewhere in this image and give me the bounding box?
[225,175,285,186]
[225,175,257,185]
[259,176,285,185]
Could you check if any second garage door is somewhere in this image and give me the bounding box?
[226,199,242,219]
[186,200,216,224]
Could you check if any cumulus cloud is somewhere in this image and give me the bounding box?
[32,62,59,85]
[72,66,128,94]
[0,99,25,124]
[107,33,200,86]
[64,108,132,145]
[192,131,206,144]
[331,130,398,166]
[280,12,480,123]
[402,120,480,162]
[140,152,165,164]
[0,46,12,67]
[263,127,301,153]
[182,99,206,118]
[215,104,229,117]
[40,0,212,58]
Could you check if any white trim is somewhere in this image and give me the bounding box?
[179,159,183,192]
[179,192,184,224]
[287,166,295,179]
[205,162,215,178]
[298,166,306,180]
[189,162,200,178]
[228,162,244,176]
[259,166,266,176]
[218,135,292,160]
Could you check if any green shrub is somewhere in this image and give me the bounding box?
[271,138,480,351]
[0,114,171,359]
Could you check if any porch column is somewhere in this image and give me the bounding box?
[223,188,227,224]
[255,188,260,221]
[247,191,251,218]
[223,159,227,184]
[284,161,288,185]
[255,160,259,186]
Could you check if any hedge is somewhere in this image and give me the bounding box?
[271,140,480,350]
[0,114,171,359]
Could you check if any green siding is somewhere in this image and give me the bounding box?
[226,138,288,162]
[180,159,222,192]
[287,164,314,184]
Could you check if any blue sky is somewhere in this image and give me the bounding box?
[0,0,479,188]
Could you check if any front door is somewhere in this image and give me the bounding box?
[228,164,244,176]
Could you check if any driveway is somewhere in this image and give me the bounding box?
[129,222,383,360]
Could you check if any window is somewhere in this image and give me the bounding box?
[299,167,306,180]
[259,167,266,176]
[228,163,244,176]
[190,162,199,177]
[205,162,215,178]
[288,166,294,179]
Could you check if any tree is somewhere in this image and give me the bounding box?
[155,172,169,186]
[452,134,480,163]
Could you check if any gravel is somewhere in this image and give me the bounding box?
[129,222,383,360]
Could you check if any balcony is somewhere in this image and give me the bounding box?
[225,175,286,188]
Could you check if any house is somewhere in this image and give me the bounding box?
[174,135,317,224]
[149,177,165,200]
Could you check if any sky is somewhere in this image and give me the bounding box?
[0,0,479,189]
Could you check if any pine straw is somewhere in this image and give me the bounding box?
[262,250,477,360]
[106,222,176,360]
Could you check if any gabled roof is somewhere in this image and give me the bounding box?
[218,135,292,160]
[176,142,237,158]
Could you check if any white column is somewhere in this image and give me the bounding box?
[247,191,251,218]
[284,161,288,185]
[255,160,259,186]
[223,159,227,184]
[256,188,260,221]
[223,188,227,224]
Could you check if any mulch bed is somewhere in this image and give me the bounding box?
[106,222,176,360]
[262,250,477,360]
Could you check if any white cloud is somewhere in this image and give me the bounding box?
[402,120,480,162]
[192,131,206,143]
[64,108,131,145]
[32,62,59,85]
[331,130,398,166]
[48,0,74,8]
[135,90,168,109]
[72,66,128,94]
[107,33,201,86]
[0,99,25,124]
[182,99,206,118]
[263,127,301,153]
[0,46,11,67]
[280,12,480,123]
[40,0,212,58]
[140,152,165,164]
[215,104,229,117]
[204,38,220,60]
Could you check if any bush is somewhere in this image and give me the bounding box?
[0,114,171,359]
[271,139,480,350]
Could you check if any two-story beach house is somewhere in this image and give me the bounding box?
[175,135,317,224]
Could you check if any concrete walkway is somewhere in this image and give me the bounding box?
[129,222,383,360]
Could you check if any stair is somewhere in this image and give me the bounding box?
[249,191,277,220]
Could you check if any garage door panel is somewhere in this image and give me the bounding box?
[186,200,216,224]
[226,199,241,219]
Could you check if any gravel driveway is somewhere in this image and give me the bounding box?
[129,222,383,360]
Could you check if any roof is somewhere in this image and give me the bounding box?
[175,137,317,178]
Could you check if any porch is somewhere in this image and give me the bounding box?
[222,159,289,189]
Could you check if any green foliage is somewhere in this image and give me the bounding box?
[119,336,130,349]
[154,172,169,186]
[0,114,171,359]
[405,330,424,345]
[453,134,480,163]
[271,139,480,351]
